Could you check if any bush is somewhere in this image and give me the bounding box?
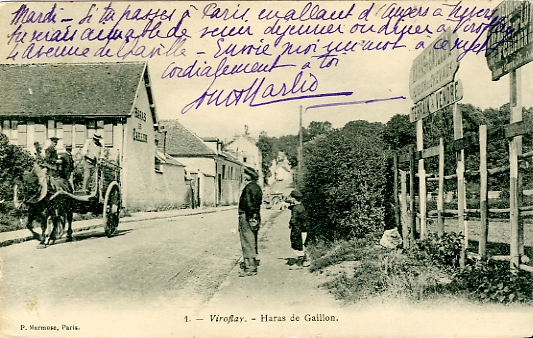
[319,244,445,302]
[0,134,34,232]
[417,232,463,271]
[453,259,533,303]
[309,236,378,272]
[0,134,34,200]
[303,121,389,242]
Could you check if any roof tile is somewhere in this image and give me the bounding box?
[0,62,146,117]
[158,119,216,156]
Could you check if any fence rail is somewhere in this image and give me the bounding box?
[395,121,532,273]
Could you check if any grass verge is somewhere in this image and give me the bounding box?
[308,233,533,306]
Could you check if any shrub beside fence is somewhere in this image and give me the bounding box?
[302,121,390,242]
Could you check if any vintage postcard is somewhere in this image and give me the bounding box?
[0,0,532,337]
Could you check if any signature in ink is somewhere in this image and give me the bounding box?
[180,71,352,114]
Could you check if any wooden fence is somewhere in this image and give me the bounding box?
[394,121,533,273]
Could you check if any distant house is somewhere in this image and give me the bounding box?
[275,165,291,181]
[0,62,187,210]
[225,135,263,185]
[158,120,244,207]
[268,152,292,185]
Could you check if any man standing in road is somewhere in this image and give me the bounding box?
[238,167,262,277]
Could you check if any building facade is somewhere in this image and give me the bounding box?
[0,62,187,210]
[158,120,245,207]
[225,135,263,186]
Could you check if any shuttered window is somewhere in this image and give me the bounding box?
[47,120,55,138]
[34,124,45,145]
[104,123,113,147]
[75,124,86,147]
[17,123,27,147]
[2,121,10,139]
[63,124,73,146]
[10,121,18,143]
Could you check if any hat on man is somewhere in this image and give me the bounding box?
[244,166,258,180]
[290,189,303,200]
[65,144,73,150]
[93,134,103,141]
[50,137,59,142]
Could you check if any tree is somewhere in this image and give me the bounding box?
[304,121,333,142]
[0,133,34,229]
[256,131,278,185]
[0,133,34,202]
[302,120,388,241]
[383,114,416,151]
[276,134,299,168]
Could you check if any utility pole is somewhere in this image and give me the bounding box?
[298,105,303,187]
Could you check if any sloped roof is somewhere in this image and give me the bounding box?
[227,135,257,148]
[158,119,216,157]
[0,62,148,118]
[155,149,185,166]
[219,150,243,165]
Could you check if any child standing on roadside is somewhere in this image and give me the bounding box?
[288,190,310,267]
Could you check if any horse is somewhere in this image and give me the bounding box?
[14,164,74,247]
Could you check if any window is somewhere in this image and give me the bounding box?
[8,121,18,143]
[2,121,11,139]
[75,124,86,146]
[222,165,226,179]
[17,123,27,147]
[104,123,114,147]
[47,120,55,138]
[63,124,73,146]
[34,123,45,145]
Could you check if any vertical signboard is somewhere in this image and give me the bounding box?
[486,0,533,81]
[409,28,461,122]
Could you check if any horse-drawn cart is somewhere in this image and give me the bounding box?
[15,157,122,246]
[65,158,122,238]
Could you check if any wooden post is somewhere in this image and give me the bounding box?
[394,153,401,232]
[509,69,523,270]
[453,103,467,268]
[409,145,417,242]
[479,125,488,259]
[401,170,409,248]
[438,137,445,236]
[417,119,427,239]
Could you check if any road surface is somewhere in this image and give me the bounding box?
[0,208,279,336]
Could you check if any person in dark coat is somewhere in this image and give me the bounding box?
[59,145,75,182]
[238,167,263,277]
[288,189,310,267]
[44,137,60,176]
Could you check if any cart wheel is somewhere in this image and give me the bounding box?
[103,182,121,237]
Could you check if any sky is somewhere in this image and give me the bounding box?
[1,0,532,141]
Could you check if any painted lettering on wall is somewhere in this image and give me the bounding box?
[133,107,147,122]
[133,128,148,142]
